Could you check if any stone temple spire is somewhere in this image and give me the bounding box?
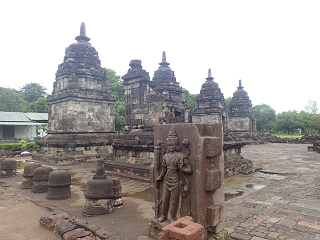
[75,22,90,42]
[237,79,244,90]
[159,51,170,67]
[206,68,214,81]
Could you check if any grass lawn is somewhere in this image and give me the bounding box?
[272,134,303,140]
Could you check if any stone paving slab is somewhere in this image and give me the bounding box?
[227,143,320,240]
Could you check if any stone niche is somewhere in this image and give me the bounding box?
[33,23,116,163]
[149,123,226,239]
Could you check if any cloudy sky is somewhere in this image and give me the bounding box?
[1,1,319,114]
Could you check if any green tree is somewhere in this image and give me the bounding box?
[304,99,318,115]
[115,101,125,133]
[225,97,232,109]
[0,87,27,112]
[105,68,124,101]
[299,111,312,134]
[308,114,320,133]
[20,82,47,102]
[275,110,305,134]
[104,68,125,132]
[182,88,197,122]
[27,97,48,113]
[253,104,276,133]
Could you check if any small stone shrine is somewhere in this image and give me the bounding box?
[0,159,17,178]
[122,52,188,130]
[46,170,71,200]
[149,123,227,239]
[83,160,115,216]
[33,22,116,163]
[31,167,53,193]
[228,80,259,143]
[192,69,228,131]
[21,163,42,189]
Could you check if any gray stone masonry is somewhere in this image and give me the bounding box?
[122,52,188,131]
[34,23,116,163]
[228,80,259,143]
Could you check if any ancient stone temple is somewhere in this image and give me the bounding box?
[122,52,188,131]
[105,53,189,175]
[149,123,227,239]
[192,69,228,132]
[191,71,256,176]
[228,80,258,143]
[33,23,116,163]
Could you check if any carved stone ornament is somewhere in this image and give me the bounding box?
[154,126,192,222]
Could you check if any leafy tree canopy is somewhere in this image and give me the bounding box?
[253,104,276,132]
[0,87,26,112]
[275,110,306,134]
[20,82,47,102]
[225,97,232,109]
[304,99,318,115]
[27,97,48,113]
[105,68,124,101]
[104,68,125,133]
[308,114,320,132]
[182,88,198,123]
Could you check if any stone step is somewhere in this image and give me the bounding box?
[240,167,262,175]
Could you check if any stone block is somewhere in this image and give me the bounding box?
[39,211,73,230]
[205,170,221,192]
[158,216,205,240]
[62,228,85,240]
[204,137,222,157]
[207,204,223,228]
[94,228,114,239]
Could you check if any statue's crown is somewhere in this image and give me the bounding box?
[168,127,177,137]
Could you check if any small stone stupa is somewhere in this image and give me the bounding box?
[228,80,258,143]
[33,23,116,163]
[192,69,228,131]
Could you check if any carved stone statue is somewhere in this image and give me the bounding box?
[156,126,192,222]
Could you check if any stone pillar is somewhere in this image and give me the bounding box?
[149,123,227,239]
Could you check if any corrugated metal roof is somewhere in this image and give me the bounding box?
[0,122,39,126]
[24,112,48,121]
[0,112,31,122]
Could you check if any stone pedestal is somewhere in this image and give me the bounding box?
[21,163,42,189]
[0,160,17,178]
[149,123,226,239]
[31,167,53,193]
[82,199,114,216]
[46,170,71,200]
[158,216,206,240]
[82,160,115,216]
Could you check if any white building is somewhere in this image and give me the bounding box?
[0,112,48,142]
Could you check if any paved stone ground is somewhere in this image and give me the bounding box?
[0,143,319,239]
[226,143,320,240]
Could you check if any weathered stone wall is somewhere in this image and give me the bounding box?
[33,133,114,163]
[228,116,250,132]
[192,69,227,131]
[48,99,115,133]
[192,114,222,124]
[34,23,116,163]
